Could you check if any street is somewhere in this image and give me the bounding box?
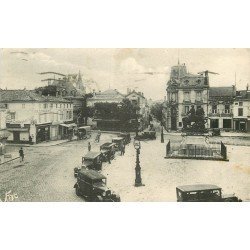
[0,132,250,202]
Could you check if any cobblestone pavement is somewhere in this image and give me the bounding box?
[0,132,249,202]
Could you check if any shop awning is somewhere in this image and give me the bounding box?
[60,123,77,128]
[7,128,29,132]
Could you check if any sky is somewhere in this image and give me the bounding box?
[1,48,250,100]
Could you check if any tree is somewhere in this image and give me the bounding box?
[150,102,164,125]
[35,85,57,96]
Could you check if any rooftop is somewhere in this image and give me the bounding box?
[0,89,71,103]
[79,169,106,180]
[176,184,221,192]
[209,87,235,97]
[91,89,124,100]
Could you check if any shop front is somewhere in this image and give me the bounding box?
[36,123,51,143]
[233,118,247,132]
[59,123,77,140]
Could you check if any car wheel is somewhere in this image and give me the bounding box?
[75,186,81,196]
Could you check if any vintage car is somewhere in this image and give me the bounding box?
[77,126,91,140]
[100,142,116,162]
[74,169,121,202]
[118,132,131,144]
[135,130,156,140]
[112,137,125,151]
[74,151,103,177]
[176,184,242,202]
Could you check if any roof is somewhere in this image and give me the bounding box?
[235,90,250,100]
[79,169,106,180]
[84,151,102,159]
[91,89,124,100]
[126,90,145,99]
[0,90,71,103]
[209,87,235,97]
[176,184,221,192]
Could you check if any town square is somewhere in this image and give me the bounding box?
[0,48,250,202]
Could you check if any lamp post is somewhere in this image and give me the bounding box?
[161,123,164,143]
[134,139,144,187]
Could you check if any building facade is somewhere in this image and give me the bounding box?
[126,89,150,129]
[208,87,235,129]
[164,63,209,130]
[233,88,250,132]
[0,90,74,144]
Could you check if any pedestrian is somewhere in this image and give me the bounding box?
[122,143,126,155]
[107,151,111,164]
[19,147,24,162]
[88,142,91,152]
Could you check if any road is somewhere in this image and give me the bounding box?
[0,132,250,201]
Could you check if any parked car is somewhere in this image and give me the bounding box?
[100,142,116,162]
[135,130,156,140]
[176,184,242,202]
[76,126,91,140]
[118,132,131,144]
[74,169,121,202]
[74,151,103,177]
[112,137,125,151]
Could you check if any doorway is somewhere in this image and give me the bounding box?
[13,131,20,142]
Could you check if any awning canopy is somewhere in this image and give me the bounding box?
[7,128,29,132]
[60,123,77,128]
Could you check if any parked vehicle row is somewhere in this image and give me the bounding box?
[73,132,131,202]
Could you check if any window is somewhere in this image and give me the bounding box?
[69,111,72,119]
[184,92,190,102]
[238,108,243,116]
[22,103,25,108]
[224,105,230,114]
[67,104,68,108]
[10,112,15,120]
[212,105,217,114]
[185,106,189,114]
[239,102,243,106]
[196,91,202,101]
[43,103,46,109]
[179,122,182,127]
[50,103,53,108]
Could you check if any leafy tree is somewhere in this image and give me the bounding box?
[150,102,164,125]
[35,85,57,96]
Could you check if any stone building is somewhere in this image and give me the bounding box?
[208,86,235,129]
[0,89,74,144]
[164,63,209,130]
[233,86,250,132]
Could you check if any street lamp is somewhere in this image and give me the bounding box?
[161,122,164,143]
[133,139,144,187]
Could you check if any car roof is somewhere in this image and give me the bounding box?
[79,169,106,180]
[101,142,116,147]
[176,184,221,192]
[84,151,102,159]
[112,137,123,140]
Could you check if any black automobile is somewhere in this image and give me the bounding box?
[135,130,156,140]
[100,142,116,162]
[74,169,121,202]
[74,151,103,177]
[118,132,131,144]
[176,184,242,202]
[112,137,125,151]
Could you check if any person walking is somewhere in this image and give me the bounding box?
[19,147,24,162]
[88,142,91,152]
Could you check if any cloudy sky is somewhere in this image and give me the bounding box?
[1,48,250,100]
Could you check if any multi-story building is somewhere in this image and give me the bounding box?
[164,63,209,130]
[0,89,74,144]
[233,86,250,132]
[126,89,150,129]
[208,87,235,129]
